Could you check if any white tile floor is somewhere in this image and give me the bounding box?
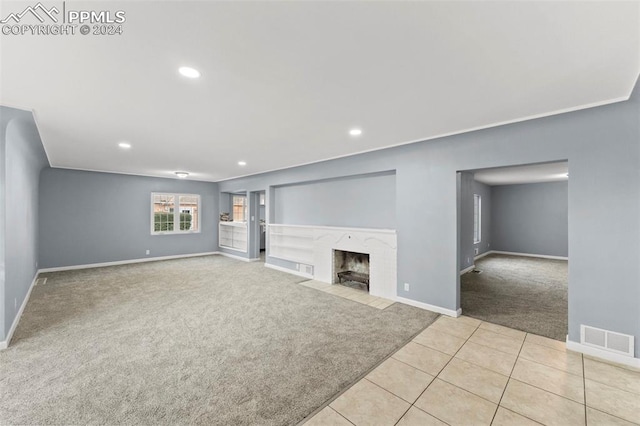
[300,280,395,309]
[304,315,640,426]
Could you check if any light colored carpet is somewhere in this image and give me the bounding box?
[461,254,568,341]
[0,255,437,425]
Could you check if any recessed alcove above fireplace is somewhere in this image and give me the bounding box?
[333,250,370,291]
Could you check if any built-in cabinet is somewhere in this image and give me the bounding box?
[268,224,314,264]
[219,222,248,252]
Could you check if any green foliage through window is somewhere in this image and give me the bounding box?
[154,212,192,232]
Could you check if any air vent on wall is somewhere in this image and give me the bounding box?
[302,264,313,277]
[581,325,634,357]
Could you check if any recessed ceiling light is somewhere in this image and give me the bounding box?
[238,161,247,166]
[349,128,362,136]
[178,66,200,78]
[175,171,189,179]
[118,142,131,149]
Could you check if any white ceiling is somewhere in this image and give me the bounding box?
[1,1,638,182]
[473,162,568,186]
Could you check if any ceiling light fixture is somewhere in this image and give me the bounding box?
[118,142,131,149]
[175,171,189,179]
[178,66,200,78]
[349,128,362,136]
[238,161,247,166]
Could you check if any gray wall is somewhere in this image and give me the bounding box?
[459,175,491,271]
[491,181,568,257]
[219,77,640,357]
[0,107,49,341]
[39,169,218,268]
[274,171,396,229]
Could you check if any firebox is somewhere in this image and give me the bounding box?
[333,249,370,292]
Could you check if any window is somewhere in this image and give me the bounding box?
[152,193,200,234]
[233,195,247,222]
[473,194,481,243]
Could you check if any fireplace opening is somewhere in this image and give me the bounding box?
[333,250,370,292]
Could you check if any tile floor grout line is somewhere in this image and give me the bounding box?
[517,352,585,378]
[461,335,524,357]
[362,377,417,406]
[477,322,528,340]
[402,319,483,426]
[329,406,356,425]
[506,376,587,405]
[301,314,443,425]
[490,331,527,425]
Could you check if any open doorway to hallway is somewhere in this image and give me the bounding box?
[248,190,266,262]
[457,161,569,341]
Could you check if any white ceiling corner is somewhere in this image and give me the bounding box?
[1,1,638,182]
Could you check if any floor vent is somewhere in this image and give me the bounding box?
[581,325,634,357]
[35,277,48,286]
[302,264,313,276]
[471,269,483,274]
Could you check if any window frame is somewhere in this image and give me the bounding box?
[232,195,248,222]
[473,193,481,244]
[150,192,201,235]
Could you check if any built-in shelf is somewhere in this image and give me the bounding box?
[219,222,248,252]
[268,224,314,264]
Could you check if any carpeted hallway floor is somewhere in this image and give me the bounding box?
[460,254,568,341]
[0,255,438,425]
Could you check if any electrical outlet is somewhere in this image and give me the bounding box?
[296,263,300,271]
[404,283,410,292]
[146,249,150,255]
[14,298,17,310]
[467,257,470,264]
[474,248,479,255]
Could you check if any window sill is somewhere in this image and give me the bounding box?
[151,231,201,236]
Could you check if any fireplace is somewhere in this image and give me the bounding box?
[333,249,370,292]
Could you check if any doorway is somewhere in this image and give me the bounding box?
[456,161,569,340]
[248,190,266,261]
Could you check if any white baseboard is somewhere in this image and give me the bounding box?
[460,265,475,275]
[489,250,568,261]
[218,252,253,262]
[566,338,640,369]
[396,296,461,317]
[264,262,313,279]
[38,251,220,273]
[0,272,39,350]
[474,251,492,260]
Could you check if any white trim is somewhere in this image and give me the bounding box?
[268,223,396,234]
[474,251,492,260]
[460,265,475,275]
[218,251,252,262]
[151,192,201,235]
[38,252,220,273]
[396,296,461,317]
[264,262,313,279]
[216,96,629,182]
[217,245,248,253]
[0,272,38,350]
[566,338,640,369]
[488,250,568,261]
